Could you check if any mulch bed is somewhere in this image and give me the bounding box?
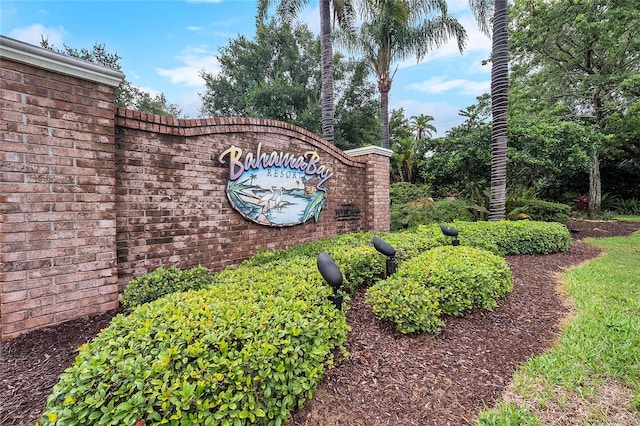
[2,220,639,426]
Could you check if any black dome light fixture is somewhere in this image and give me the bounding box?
[373,236,398,276]
[439,224,460,246]
[317,252,344,310]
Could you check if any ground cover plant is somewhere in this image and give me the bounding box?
[7,221,636,425]
[477,230,640,424]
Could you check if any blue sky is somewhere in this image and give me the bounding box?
[1,0,492,136]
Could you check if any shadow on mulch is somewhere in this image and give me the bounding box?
[1,219,638,426]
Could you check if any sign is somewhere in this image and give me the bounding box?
[219,143,333,227]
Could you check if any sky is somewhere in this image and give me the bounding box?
[1,0,492,137]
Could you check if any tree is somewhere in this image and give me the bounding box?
[40,37,182,117]
[338,0,466,149]
[199,21,379,150]
[257,0,355,144]
[410,114,436,140]
[510,0,640,213]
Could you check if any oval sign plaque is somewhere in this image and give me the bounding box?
[219,143,332,227]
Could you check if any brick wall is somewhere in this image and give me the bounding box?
[114,110,389,291]
[0,36,391,340]
[1,37,124,340]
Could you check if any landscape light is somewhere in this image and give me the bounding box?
[372,236,398,276]
[317,252,344,310]
[439,224,460,246]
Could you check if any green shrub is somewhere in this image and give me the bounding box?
[510,198,571,223]
[366,246,513,334]
[121,266,215,311]
[389,182,432,204]
[452,220,572,255]
[328,246,385,293]
[391,197,473,231]
[39,258,348,426]
[379,225,448,262]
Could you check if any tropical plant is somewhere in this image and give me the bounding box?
[257,0,356,144]
[337,0,466,149]
[410,113,437,140]
[509,0,640,213]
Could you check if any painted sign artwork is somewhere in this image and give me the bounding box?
[219,143,333,227]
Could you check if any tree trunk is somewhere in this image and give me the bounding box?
[588,149,601,214]
[379,75,392,149]
[319,0,335,144]
[488,0,509,222]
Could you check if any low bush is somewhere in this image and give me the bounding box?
[391,197,473,231]
[328,246,385,293]
[510,198,571,223]
[39,258,348,426]
[366,246,513,334]
[121,266,215,311]
[452,220,572,255]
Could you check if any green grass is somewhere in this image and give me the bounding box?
[477,230,640,425]
[615,215,640,222]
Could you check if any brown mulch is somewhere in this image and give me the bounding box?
[1,220,639,426]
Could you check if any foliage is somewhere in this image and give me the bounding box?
[390,182,432,205]
[257,0,356,143]
[328,246,386,293]
[40,37,182,117]
[509,0,640,212]
[121,266,215,312]
[615,198,640,215]
[510,198,571,223]
[366,245,513,333]
[336,0,466,148]
[199,20,378,150]
[39,258,348,426]
[478,231,640,423]
[391,197,474,231]
[452,220,572,255]
[418,124,492,198]
[378,225,448,262]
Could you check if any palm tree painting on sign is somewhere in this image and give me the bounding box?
[225,167,328,227]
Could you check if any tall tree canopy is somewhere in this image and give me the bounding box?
[199,21,379,150]
[510,0,640,212]
[257,0,355,144]
[337,0,466,149]
[40,38,182,118]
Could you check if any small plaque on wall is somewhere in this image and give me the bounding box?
[219,143,333,227]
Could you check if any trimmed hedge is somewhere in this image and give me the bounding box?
[448,220,572,255]
[366,246,513,334]
[39,258,348,426]
[121,266,215,312]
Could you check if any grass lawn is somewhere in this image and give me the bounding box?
[477,229,640,425]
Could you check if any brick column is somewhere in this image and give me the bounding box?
[0,36,124,340]
[345,146,393,232]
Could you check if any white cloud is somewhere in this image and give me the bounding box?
[8,23,67,47]
[156,45,220,87]
[406,76,490,95]
[187,26,202,31]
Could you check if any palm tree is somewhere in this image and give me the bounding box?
[338,0,466,149]
[487,0,508,221]
[257,0,355,144]
[410,113,437,139]
[468,0,508,221]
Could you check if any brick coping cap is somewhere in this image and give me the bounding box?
[0,35,124,87]
[345,146,393,158]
